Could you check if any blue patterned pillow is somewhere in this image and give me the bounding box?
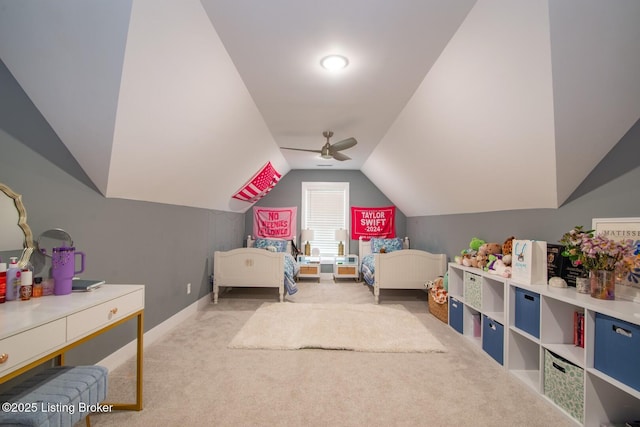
[254,238,288,253]
[371,237,404,253]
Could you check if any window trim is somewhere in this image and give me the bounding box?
[301,181,350,259]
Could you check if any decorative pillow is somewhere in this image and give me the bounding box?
[371,237,404,253]
[254,238,288,253]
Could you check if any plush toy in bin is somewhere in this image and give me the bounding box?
[426,277,448,324]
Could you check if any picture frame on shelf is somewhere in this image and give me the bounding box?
[592,217,640,303]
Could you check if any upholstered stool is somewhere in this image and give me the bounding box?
[0,365,108,427]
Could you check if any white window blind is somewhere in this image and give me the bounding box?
[301,182,349,257]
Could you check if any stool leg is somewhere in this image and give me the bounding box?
[86,414,91,427]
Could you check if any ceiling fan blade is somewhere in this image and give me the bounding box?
[331,137,357,151]
[331,151,351,161]
[280,147,322,153]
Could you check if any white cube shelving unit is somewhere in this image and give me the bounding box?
[447,262,640,427]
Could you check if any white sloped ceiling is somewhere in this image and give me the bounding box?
[0,0,638,216]
[0,0,287,213]
[363,0,556,216]
[108,0,288,211]
[362,0,640,216]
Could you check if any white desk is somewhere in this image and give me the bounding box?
[0,284,145,411]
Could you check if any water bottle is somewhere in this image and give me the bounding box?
[6,257,21,301]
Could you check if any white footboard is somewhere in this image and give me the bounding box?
[373,249,447,304]
[213,248,285,303]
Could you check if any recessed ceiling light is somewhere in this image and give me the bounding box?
[320,55,348,71]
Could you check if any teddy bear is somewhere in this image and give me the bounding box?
[475,242,502,270]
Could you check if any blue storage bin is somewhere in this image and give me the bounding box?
[482,314,504,365]
[594,313,640,391]
[515,288,540,338]
[449,297,463,334]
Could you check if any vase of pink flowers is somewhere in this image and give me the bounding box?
[559,226,592,293]
[560,226,636,299]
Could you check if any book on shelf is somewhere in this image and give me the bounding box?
[573,309,585,348]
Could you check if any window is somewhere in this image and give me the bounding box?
[301,182,349,257]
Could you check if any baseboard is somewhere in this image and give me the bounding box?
[97,293,212,372]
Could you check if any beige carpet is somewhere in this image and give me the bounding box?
[90,278,575,427]
[229,302,446,353]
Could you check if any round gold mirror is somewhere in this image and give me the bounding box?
[0,183,34,268]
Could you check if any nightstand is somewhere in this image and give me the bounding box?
[334,255,359,281]
[297,255,321,282]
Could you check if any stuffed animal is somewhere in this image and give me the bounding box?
[502,236,515,266]
[489,259,512,278]
[462,255,473,267]
[460,237,485,268]
[480,242,502,255]
[476,242,502,269]
[427,277,448,304]
[469,237,485,252]
[486,254,502,271]
[475,253,488,269]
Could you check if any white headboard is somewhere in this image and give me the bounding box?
[359,236,410,258]
[247,236,295,254]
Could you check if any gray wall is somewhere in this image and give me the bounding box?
[408,118,640,258]
[244,169,407,257]
[0,61,244,365]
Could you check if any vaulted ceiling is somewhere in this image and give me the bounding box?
[1,0,638,216]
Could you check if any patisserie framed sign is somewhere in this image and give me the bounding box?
[592,217,640,302]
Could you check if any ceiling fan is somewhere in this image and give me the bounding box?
[280,131,357,161]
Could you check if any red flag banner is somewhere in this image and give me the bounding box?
[232,161,282,203]
[253,207,297,240]
[350,206,396,240]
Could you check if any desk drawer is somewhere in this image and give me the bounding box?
[0,319,66,375]
[67,289,144,341]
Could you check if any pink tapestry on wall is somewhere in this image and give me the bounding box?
[253,207,297,240]
[232,161,282,203]
[351,206,396,240]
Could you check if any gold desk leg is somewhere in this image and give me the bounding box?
[108,311,144,411]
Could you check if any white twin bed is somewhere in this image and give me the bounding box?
[213,237,299,304]
[359,237,447,304]
[213,235,447,305]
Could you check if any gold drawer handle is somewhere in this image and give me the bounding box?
[110,307,118,315]
[0,353,8,364]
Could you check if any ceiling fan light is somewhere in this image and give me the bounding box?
[320,55,348,71]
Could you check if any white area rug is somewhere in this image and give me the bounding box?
[228,302,447,353]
